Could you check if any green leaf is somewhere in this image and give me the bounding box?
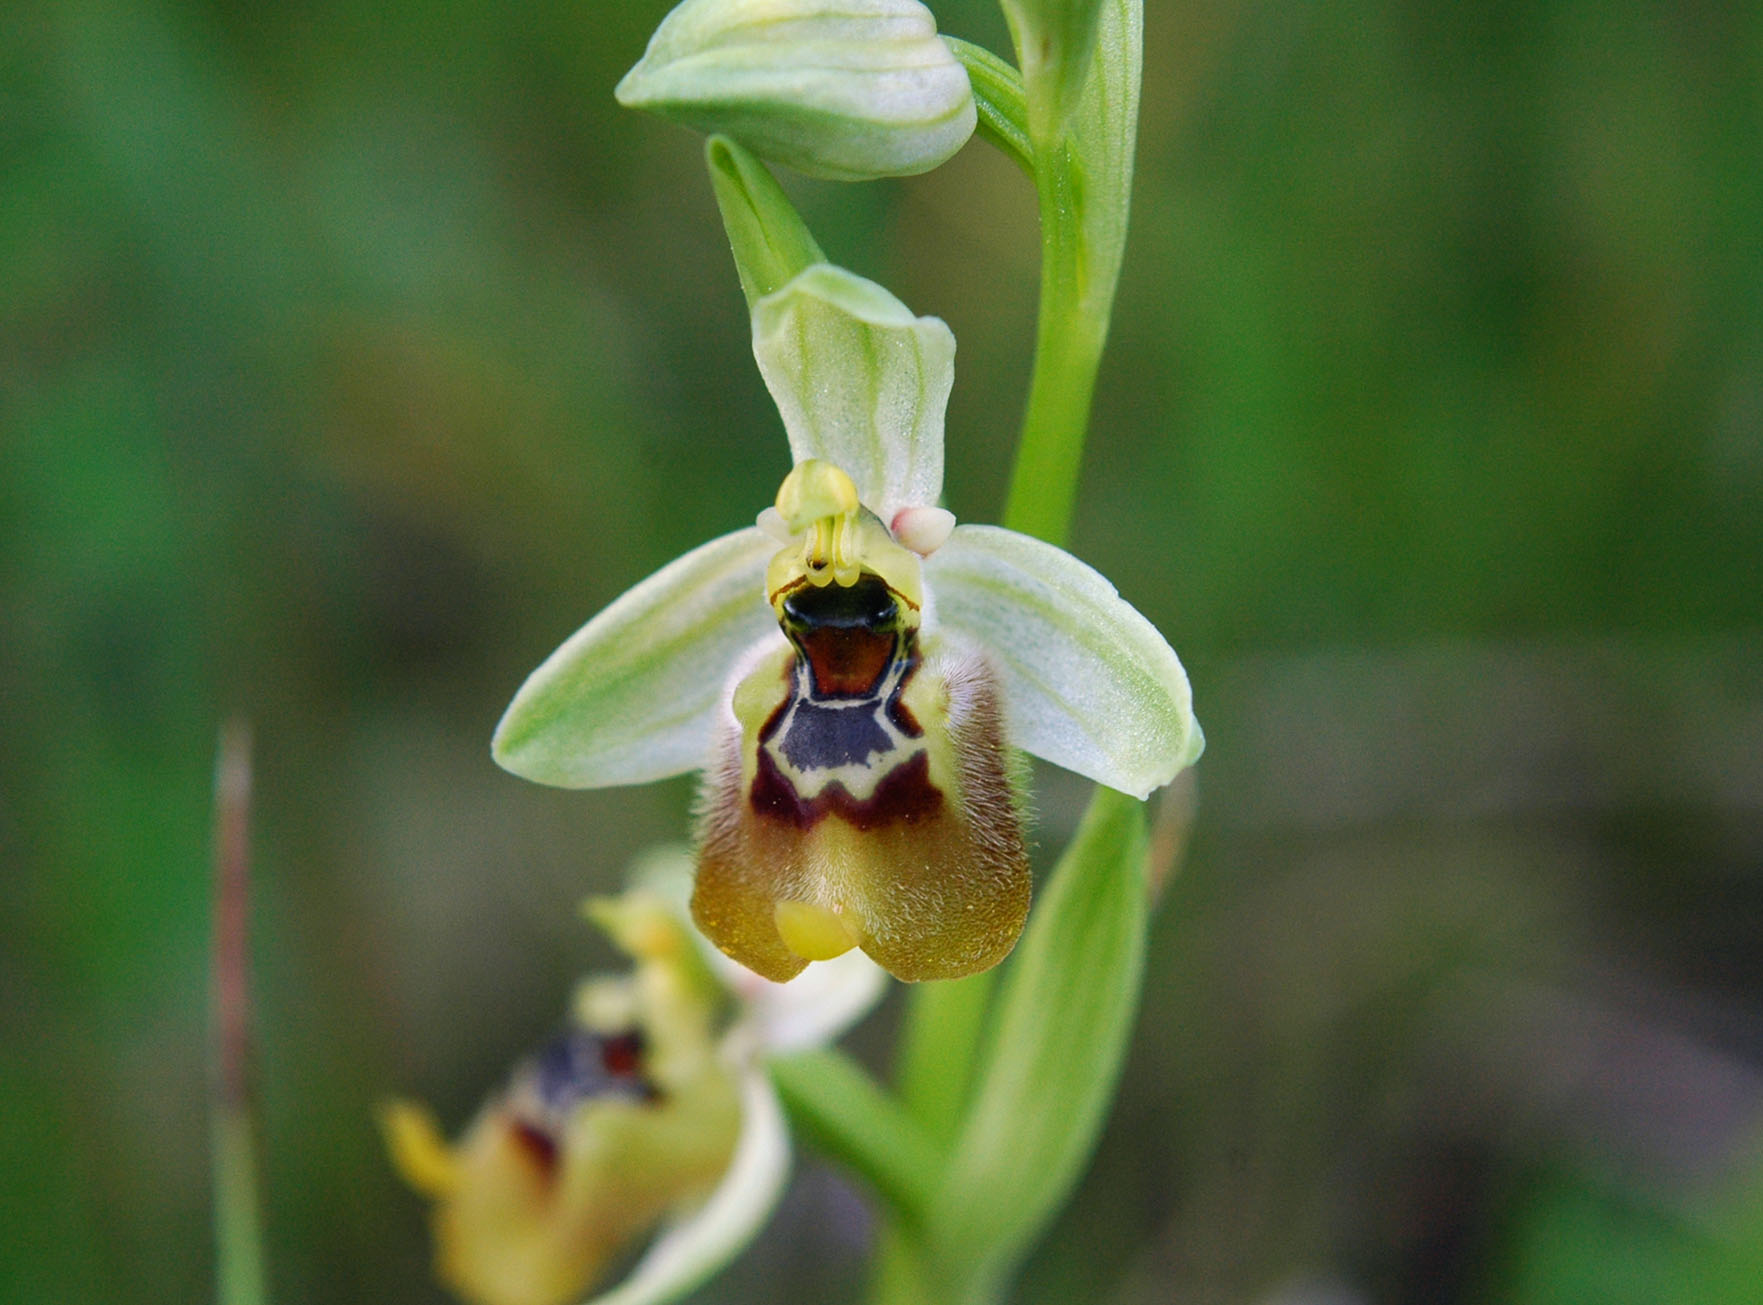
[617,0,977,181]
[998,0,1107,141]
[942,38,1032,175]
[927,786,1149,1297]
[893,970,996,1145]
[770,1048,943,1220]
[705,135,825,312]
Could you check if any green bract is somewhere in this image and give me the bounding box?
[1000,0,1106,139]
[616,0,977,181]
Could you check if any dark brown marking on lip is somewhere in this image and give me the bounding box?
[753,643,927,795]
[510,1118,560,1178]
[749,746,944,831]
[754,570,940,826]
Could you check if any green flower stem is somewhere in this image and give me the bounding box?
[769,1049,944,1221]
[1002,223,1109,547]
[868,1224,940,1305]
[893,969,996,1144]
[897,0,1140,1142]
[879,8,1144,1300]
[1005,0,1141,544]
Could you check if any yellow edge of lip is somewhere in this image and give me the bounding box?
[774,900,859,962]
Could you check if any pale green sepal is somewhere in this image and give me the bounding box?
[1000,0,1106,142]
[751,263,951,520]
[616,0,977,182]
[492,528,779,789]
[924,524,1202,798]
[706,135,824,312]
[942,38,1032,175]
[585,1067,790,1305]
[927,787,1147,1298]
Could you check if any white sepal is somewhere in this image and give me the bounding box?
[752,263,951,523]
[583,1068,790,1305]
[924,524,1204,798]
[718,949,889,1054]
[493,528,781,788]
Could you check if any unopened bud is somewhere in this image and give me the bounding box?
[616,0,977,180]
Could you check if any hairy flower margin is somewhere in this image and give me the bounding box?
[492,259,1202,983]
[383,851,886,1305]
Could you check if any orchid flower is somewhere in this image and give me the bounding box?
[493,260,1202,984]
[383,850,886,1305]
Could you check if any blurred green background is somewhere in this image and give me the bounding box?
[4,1,1761,1302]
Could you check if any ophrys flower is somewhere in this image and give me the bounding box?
[493,262,1202,982]
[383,852,885,1305]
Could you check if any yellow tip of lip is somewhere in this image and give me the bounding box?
[774,900,859,962]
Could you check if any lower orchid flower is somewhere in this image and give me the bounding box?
[382,850,886,1305]
[493,259,1202,983]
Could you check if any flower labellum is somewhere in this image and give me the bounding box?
[695,460,1030,982]
[382,893,740,1305]
[383,868,887,1305]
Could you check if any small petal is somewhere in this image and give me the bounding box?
[380,1100,461,1199]
[755,505,794,544]
[925,525,1203,799]
[615,0,977,181]
[585,1069,790,1305]
[890,505,955,555]
[751,263,950,522]
[493,528,781,789]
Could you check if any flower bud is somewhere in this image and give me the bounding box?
[382,889,741,1305]
[616,0,977,180]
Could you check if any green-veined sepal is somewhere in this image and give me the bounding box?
[493,528,780,788]
[924,524,1202,799]
[751,264,951,523]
